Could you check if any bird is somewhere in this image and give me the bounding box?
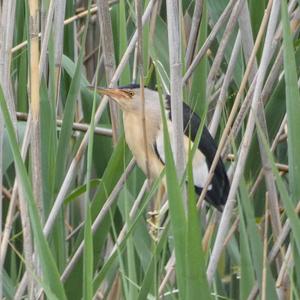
[91,84,229,211]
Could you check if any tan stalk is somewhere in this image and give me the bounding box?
[97,0,120,144]
[28,0,43,220]
[28,0,43,297]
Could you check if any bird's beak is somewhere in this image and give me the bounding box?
[88,86,130,100]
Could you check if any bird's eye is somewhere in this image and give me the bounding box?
[127,91,135,97]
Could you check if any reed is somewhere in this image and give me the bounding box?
[1,1,300,299]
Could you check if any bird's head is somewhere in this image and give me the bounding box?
[90,85,143,112]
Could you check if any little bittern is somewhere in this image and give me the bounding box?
[93,84,229,211]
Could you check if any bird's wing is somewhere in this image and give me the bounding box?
[153,96,229,210]
[154,121,212,191]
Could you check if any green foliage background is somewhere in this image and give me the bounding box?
[1,0,300,299]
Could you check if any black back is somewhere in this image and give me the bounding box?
[165,95,229,210]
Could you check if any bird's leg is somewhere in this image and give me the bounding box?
[147,183,166,241]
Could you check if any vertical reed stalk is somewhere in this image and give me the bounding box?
[166,0,185,200]
[97,0,120,144]
[29,0,43,219]
[28,0,43,297]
